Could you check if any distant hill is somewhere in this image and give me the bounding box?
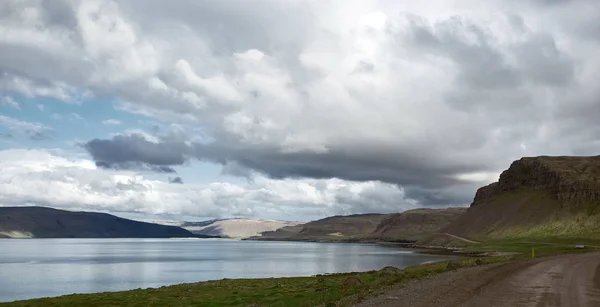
[0,206,202,239]
[250,213,389,242]
[364,208,467,242]
[182,218,301,239]
[252,209,466,242]
[294,213,389,241]
[251,214,390,241]
[425,156,600,244]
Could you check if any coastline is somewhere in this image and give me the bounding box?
[246,236,476,257]
[1,254,510,306]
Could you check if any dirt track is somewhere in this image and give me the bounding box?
[355,252,600,307]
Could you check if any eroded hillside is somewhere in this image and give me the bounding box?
[437,156,600,242]
[252,208,466,242]
[366,208,467,242]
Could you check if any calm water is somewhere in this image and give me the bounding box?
[0,238,456,302]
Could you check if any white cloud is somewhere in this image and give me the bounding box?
[0,115,53,140]
[0,149,417,220]
[0,73,81,103]
[102,119,121,125]
[0,1,599,215]
[1,96,20,109]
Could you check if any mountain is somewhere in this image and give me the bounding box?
[253,209,467,242]
[181,218,301,239]
[0,206,201,238]
[251,213,393,242]
[364,208,467,242]
[430,156,600,243]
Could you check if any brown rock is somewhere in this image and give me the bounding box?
[430,155,600,243]
[340,275,364,291]
[446,261,462,270]
[472,156,600,206]
[379,266,401,275]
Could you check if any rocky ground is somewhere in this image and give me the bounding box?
[354,252,600,307]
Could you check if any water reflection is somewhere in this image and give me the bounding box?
[0,239,457,302]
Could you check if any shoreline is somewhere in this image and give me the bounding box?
[12,236,588,305]
[0,238,462,304]
[1,254,512,306]
[246,236,478,257]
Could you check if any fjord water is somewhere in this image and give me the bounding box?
[0,239,455,302]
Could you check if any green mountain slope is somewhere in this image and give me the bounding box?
[436,156,600,242]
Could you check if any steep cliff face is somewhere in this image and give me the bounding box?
[434,156,600,242]
[472,156,600,206]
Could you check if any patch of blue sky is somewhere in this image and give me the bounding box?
[2,94,233,185]
[2,95,149,147]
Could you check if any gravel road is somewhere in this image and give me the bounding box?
[355,252,600,307]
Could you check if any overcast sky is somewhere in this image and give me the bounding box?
[0,0,598,221]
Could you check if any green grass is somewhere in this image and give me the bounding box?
[464,236,600,258]
[0,257,512,307]
[495,216,600,238]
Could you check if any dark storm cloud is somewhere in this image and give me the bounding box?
[95,161,177,173]
[193,142,490,206]
[192,142,478,187]
[169,176,184,184]
[83,134,190,171]
[83,132,488,205]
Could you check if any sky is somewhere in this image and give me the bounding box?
[0,0,599,221]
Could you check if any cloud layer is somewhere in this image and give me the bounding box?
[1,0,599,217]
[0,115,53,140]
[0,149,416,220]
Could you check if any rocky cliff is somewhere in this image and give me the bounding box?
[472,156,600,206]
[435,156,600,242]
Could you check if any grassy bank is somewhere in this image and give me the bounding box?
[1,257,511,307]
[464,237,600,258]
